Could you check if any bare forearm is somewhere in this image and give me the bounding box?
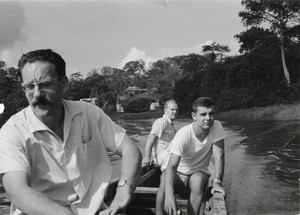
[120,141,142,186]
[214,155,224,181]
[105,140,142,214]
[144,135,157,160]
[213,140,225,181]
[9,187,74,215]
[164,167,176,195]
[3,171,75,215]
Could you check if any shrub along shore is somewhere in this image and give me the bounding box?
[109,102,300,122]
[217,102,300,121]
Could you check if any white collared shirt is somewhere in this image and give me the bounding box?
[150,114,176,156]
[0,100,126,214]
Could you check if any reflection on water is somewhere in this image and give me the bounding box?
[226,119,300,186]
[1,118,299,215]
[120,118,300,215]
[117,118,300,214]
[222,119,300,215]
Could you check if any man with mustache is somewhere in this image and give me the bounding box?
[157,97,226,215]
[0,49,141,215]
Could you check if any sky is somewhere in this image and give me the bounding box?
[0,0,245,77]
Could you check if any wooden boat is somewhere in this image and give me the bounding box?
[1,165,226,215]
[107,164,227,215]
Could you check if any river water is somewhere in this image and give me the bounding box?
[1,118,299,215]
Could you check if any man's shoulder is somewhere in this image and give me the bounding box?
[214,120,222,125]
[64,99,91,108]
[173,123,192,138]
[178,123,193,132]
[0,107,28,132]
[212,120,223,129]
[153,115,168,125]
[63,99,103,114]
[8,107,29,122]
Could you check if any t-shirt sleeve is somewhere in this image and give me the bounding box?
[150,118,167,138]
[0,122,30,176]
[212,121,226,143]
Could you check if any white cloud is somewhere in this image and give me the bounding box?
[118,47,155,69]
[119,39,240,70]
[0,49,15,68]
[155,43,205,60]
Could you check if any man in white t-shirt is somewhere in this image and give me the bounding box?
[142,100,178,167]
[157,97,226,215]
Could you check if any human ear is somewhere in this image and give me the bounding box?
[191,112,196,121]
[61,76,69,94]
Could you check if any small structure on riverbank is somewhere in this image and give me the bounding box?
[123,86,148,96]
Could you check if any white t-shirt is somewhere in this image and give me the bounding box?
[163,120,226,175]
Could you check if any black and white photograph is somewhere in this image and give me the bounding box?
[0,0,299,214]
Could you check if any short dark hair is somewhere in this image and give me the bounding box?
[192,97,214,112]
[18,49,66,81]
[164,99,177,109]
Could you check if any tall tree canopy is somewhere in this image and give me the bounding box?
[238,0,300,86]
[202,42,230,62]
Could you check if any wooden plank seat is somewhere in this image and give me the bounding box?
[106,164,227,215]
[130,182,226,215]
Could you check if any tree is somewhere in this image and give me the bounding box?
[147,57,184,93]
[178,53,208,76]
[69,72,84,82]
[238,0,300,86]
[122,60,147,87]
[0,66,27,127]
[0,61,6,69]
[202,42,230,62]
[65,72,89,100]
[101,66,113,76]
[122,60,146,77]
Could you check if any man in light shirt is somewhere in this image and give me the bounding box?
[158,97,226,215]
[0,49,141,215]
[142,100,178,167]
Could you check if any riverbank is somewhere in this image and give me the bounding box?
[217,102,300,121]
[109,102,300,121]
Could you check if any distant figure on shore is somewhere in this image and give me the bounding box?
[142,100,178,167]
[0,49,142,215]
[157,97,226,215]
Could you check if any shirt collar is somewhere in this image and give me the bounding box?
[62,99,83,121]
[27,99,83,133]
[163,114,173,124]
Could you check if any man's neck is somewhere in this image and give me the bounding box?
[193,122,210,142]
[41,105,65,140]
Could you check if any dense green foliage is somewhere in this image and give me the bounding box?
[0,0,299,126]
[0,62,28,126]
[121,95,156,113]
[237,0,300,86]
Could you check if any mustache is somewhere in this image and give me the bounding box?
[31,96,52,106]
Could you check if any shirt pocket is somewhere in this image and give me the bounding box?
[79,135,100,171]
